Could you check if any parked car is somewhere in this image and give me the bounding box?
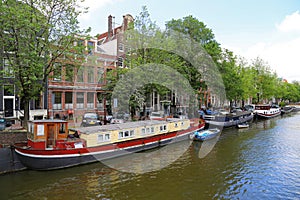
[81,113,102,127]
[110,112,129,124]
[149,112,163,119]
[0,118,6,131]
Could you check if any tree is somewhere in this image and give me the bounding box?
[218,49,244,107]
[251,57,277,103]
[165,15,224,108]
[165,15,222,63]
[0,0,89,127]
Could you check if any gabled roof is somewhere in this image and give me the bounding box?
[97,25,122,44]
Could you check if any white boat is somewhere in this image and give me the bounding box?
[237,122,249,129]
[254,104,281,119]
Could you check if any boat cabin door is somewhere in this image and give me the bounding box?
[47,124,55,148]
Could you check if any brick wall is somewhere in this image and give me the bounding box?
[0,131,27,147]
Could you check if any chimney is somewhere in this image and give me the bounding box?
[108,15,112,39]
[123,15,128,31]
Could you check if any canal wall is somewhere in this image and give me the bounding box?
[0,131,27,174]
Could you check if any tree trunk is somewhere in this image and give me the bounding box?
[23,99,30,130]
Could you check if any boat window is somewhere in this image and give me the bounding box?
[119,131,124,139]
[59,123,66,134]
[130,130,134,136]
[124,131,129,137]
[28,122,34,133]
[98,135,103,142]
[146,127,150,134]
[105,133,110,141]
[28,122,34,139]
[119,130,134,139]
[141,128,146,135]
[98,133,110,143]
[37,124,44,136]
[160,125,167,132]
[151,127,154,133]
[175,123,178,128]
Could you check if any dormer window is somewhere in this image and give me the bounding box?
[118,43,124,52]
[87,41,95,55]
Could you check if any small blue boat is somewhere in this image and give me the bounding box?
[190,128,220,142]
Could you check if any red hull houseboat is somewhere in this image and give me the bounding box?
[14,118,204,170]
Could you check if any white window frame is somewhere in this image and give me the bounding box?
[119,130,135,139]
[98,133,110,143]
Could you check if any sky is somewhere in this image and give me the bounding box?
[78,0,300,82]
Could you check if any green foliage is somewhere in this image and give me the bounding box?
[0,0,89,123]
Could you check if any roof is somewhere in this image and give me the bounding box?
[73,118,187,134]
[97,26,122,44]
[30,119,67,123]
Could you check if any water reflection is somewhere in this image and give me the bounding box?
[103,140,192,174]
[193,135,220,159]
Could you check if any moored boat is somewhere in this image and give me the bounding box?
[254,104,281,119]
[190,128,220,142]
[281,106,294,115]
[236,122,249,129]
[204,111,253,128]
[14,118,204,170]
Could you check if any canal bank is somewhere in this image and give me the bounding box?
[0,130,27,174]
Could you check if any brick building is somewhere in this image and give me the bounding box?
[47,14,134,122]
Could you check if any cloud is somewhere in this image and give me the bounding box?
[239,37,300,82]
[225,11,300,82]
[276,11,300,32]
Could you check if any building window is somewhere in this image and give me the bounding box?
[87,67,94,83]
[76,92,84,109]
[97,68,105,84]
[65,64,75,82]
[117,57,123,67]
[53,92,62,110]
[53,63,62,81]
[35,95,42,109]
[77,67,84,82]
[118,43,124,52]
[3,85,14,96]
[87,92,94,109]
[87,41,94,55]
[3,58,14,78]
[65,92,73,109]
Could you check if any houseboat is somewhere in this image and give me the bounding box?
[254,104,281,119]
[14,118,204,170]
[204,111,253,128]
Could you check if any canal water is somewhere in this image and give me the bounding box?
[1,113,300,200]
